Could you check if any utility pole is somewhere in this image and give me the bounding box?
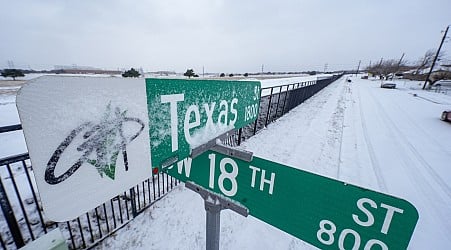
[423,25,449,89]
[377,58,383,79]
[397,53,405,68]
[355,60,361,76]
[202,66,205,78]
[392,53,405,80]
[324,63,328,73]
[7,60,14,69]
[261,64,264,74]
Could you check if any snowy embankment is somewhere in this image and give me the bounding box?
[97,76,451,249]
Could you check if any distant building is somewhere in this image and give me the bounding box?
[149,71,177,76]
[53,65,121,75]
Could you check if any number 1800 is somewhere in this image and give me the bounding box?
[244,103,258,122]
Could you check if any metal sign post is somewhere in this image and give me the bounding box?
[180,141,253,250]
[185,182,248,250]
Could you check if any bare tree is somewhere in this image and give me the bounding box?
[380,60,398,79]
[367,59,407,79]
[414,49,445,74]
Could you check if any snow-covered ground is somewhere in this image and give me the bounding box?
[95,76,451,249]
[1,76,450,249]
[0,94,27,158]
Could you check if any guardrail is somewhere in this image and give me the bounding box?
[0,74,342,249]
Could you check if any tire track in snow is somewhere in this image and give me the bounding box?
[301,77,347,177]
[364,89,451,239]
[314,77,347,179]
[367,90,451,200]
[390,99,451,155]
[335,80,351,178]
[356,86,388,192]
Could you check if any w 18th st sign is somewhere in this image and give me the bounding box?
[146,78,261,170]
[167,151,419,250]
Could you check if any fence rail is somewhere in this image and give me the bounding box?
[0,74,342,249]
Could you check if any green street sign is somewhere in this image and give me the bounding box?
[146,79,261,169]
[166,151,419,250]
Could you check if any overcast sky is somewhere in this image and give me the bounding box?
[1,0,450,73]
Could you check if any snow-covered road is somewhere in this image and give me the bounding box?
[94,76,451,249]
[347,78,451,249]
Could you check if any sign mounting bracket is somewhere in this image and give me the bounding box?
[189,129,236,159]
[189,128,253,162]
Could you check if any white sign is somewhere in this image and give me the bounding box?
[16,76,151,221]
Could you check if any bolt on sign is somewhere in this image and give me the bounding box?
[166,150,419,250]
[145,78,261,170]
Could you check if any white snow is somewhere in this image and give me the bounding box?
[0,95,27,158]
[2,75,451,249]
[92,76,451,249]
[188,123,234,148]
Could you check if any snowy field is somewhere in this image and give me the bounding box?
[95,76,451,249]
[1,75,451,249]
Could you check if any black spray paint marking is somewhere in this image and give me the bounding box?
[45,104,145,185]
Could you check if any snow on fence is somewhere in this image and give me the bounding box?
[0,73,342,249]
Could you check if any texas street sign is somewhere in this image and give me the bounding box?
[16,76,260,221]
[146,78,261,170]
[166,150,419,250]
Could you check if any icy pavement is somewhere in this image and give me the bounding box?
[87,77,451,249]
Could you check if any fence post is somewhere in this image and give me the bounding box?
[237,128,242,146]
[281,85,289,115]
[273,86,283,121]
[264,88,274,126]
[129,188,137,218]
[0,177,25,248]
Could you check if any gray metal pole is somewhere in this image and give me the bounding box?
[185,182,249,250]
[205,200,221,250]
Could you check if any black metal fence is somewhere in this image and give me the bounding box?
[0,74,342,249]
[230,75,342,146]
[0,151,179,249]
